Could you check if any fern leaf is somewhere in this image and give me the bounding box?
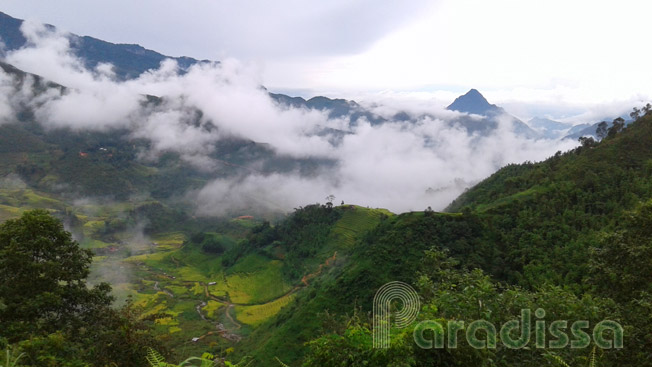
[546,353,572,367]
[589,346,597,367]
[146,348,167,367]
[274,357,290,367]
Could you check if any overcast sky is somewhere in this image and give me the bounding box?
[1,0,651,120]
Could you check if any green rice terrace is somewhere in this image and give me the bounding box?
[0,182,391,359]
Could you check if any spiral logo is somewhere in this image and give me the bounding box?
[373,281,420,349]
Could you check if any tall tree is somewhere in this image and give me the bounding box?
[590,200,652,302]
[596,121,609,140]
[607,117,625,138]
[0,210,113,341]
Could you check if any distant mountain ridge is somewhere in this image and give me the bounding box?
[1,11,543,139]
[0,11,210,79]
[527,117,575,139]
[271,88,542,138]
[269,93,385,124]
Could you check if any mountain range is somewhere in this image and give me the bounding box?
[0,11,581,141]
[0,11,209,79]
[1,9,651,367]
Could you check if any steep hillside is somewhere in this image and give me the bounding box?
[446,113,652,286]
[2,106,650,366]
[242,112,652,366]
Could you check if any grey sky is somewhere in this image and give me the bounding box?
[1,0,651,120]
[0,1,432,59]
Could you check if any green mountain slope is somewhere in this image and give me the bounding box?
[445,114,652,287]
[238,113,652,366]
[1,112,650,366]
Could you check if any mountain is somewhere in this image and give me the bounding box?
[447,88,504,115]
[2,17,651,364]
[446,89,539,138]
[565,122,592,136]
[1,9,541,140]
[0,61,333,202]
[528,117,570,131]
[0,11,210,79]
[235,112,652,366]
[1,95,650,366]
[271,89,541,138]
[564,121,603,140]
[269,93,385,124]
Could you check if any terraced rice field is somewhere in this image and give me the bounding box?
[234,293,296,327]
[330,206,393,249]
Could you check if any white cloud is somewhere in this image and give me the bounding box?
[194,114,577,214]
[0,69,13,122]
[3,22,579,214]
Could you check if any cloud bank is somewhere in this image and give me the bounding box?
[0,20,579,214]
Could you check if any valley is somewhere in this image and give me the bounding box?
[1,7,651,367]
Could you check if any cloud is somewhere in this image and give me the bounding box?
[0,69,13,122]
[3,21,579,214]
[194,115,578,214]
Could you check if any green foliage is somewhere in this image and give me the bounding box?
[145,348,250,367]
[146,348,168,367]
[546,346,599,367]
[1,347,25,367]
[303,323,416,367]
[0,211,165,367]
[3,82,652,366]
[588,200,652,364]
[291,117,652,366]
[443,115,652,289]
[590,200,652,302]
[14,333,89,367]
[0,210,113,341]
[131,202,189,234]
[304,249,622,366]
[195,233,235,255]
[222,204,342,279]
[606,117,625,139]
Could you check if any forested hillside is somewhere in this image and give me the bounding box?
[286,111,652,366]
[233,112,652,366]
[2,21,652,364]
[2,110,651,367]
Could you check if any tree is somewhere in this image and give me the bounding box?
[201,236,226,254]
[643,103,652,116]
[578,136,596,148]
[0,211,166,366]
[606,117,625,138]
[325,194,335,209]
[595,121,608,140]
[590,200,652,302]
[630,107,641,121]
[0,210,113,341]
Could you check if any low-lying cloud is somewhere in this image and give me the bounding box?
[1,19,579,214]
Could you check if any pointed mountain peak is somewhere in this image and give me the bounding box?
[447,89,502,116]
[465,88,485,98]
